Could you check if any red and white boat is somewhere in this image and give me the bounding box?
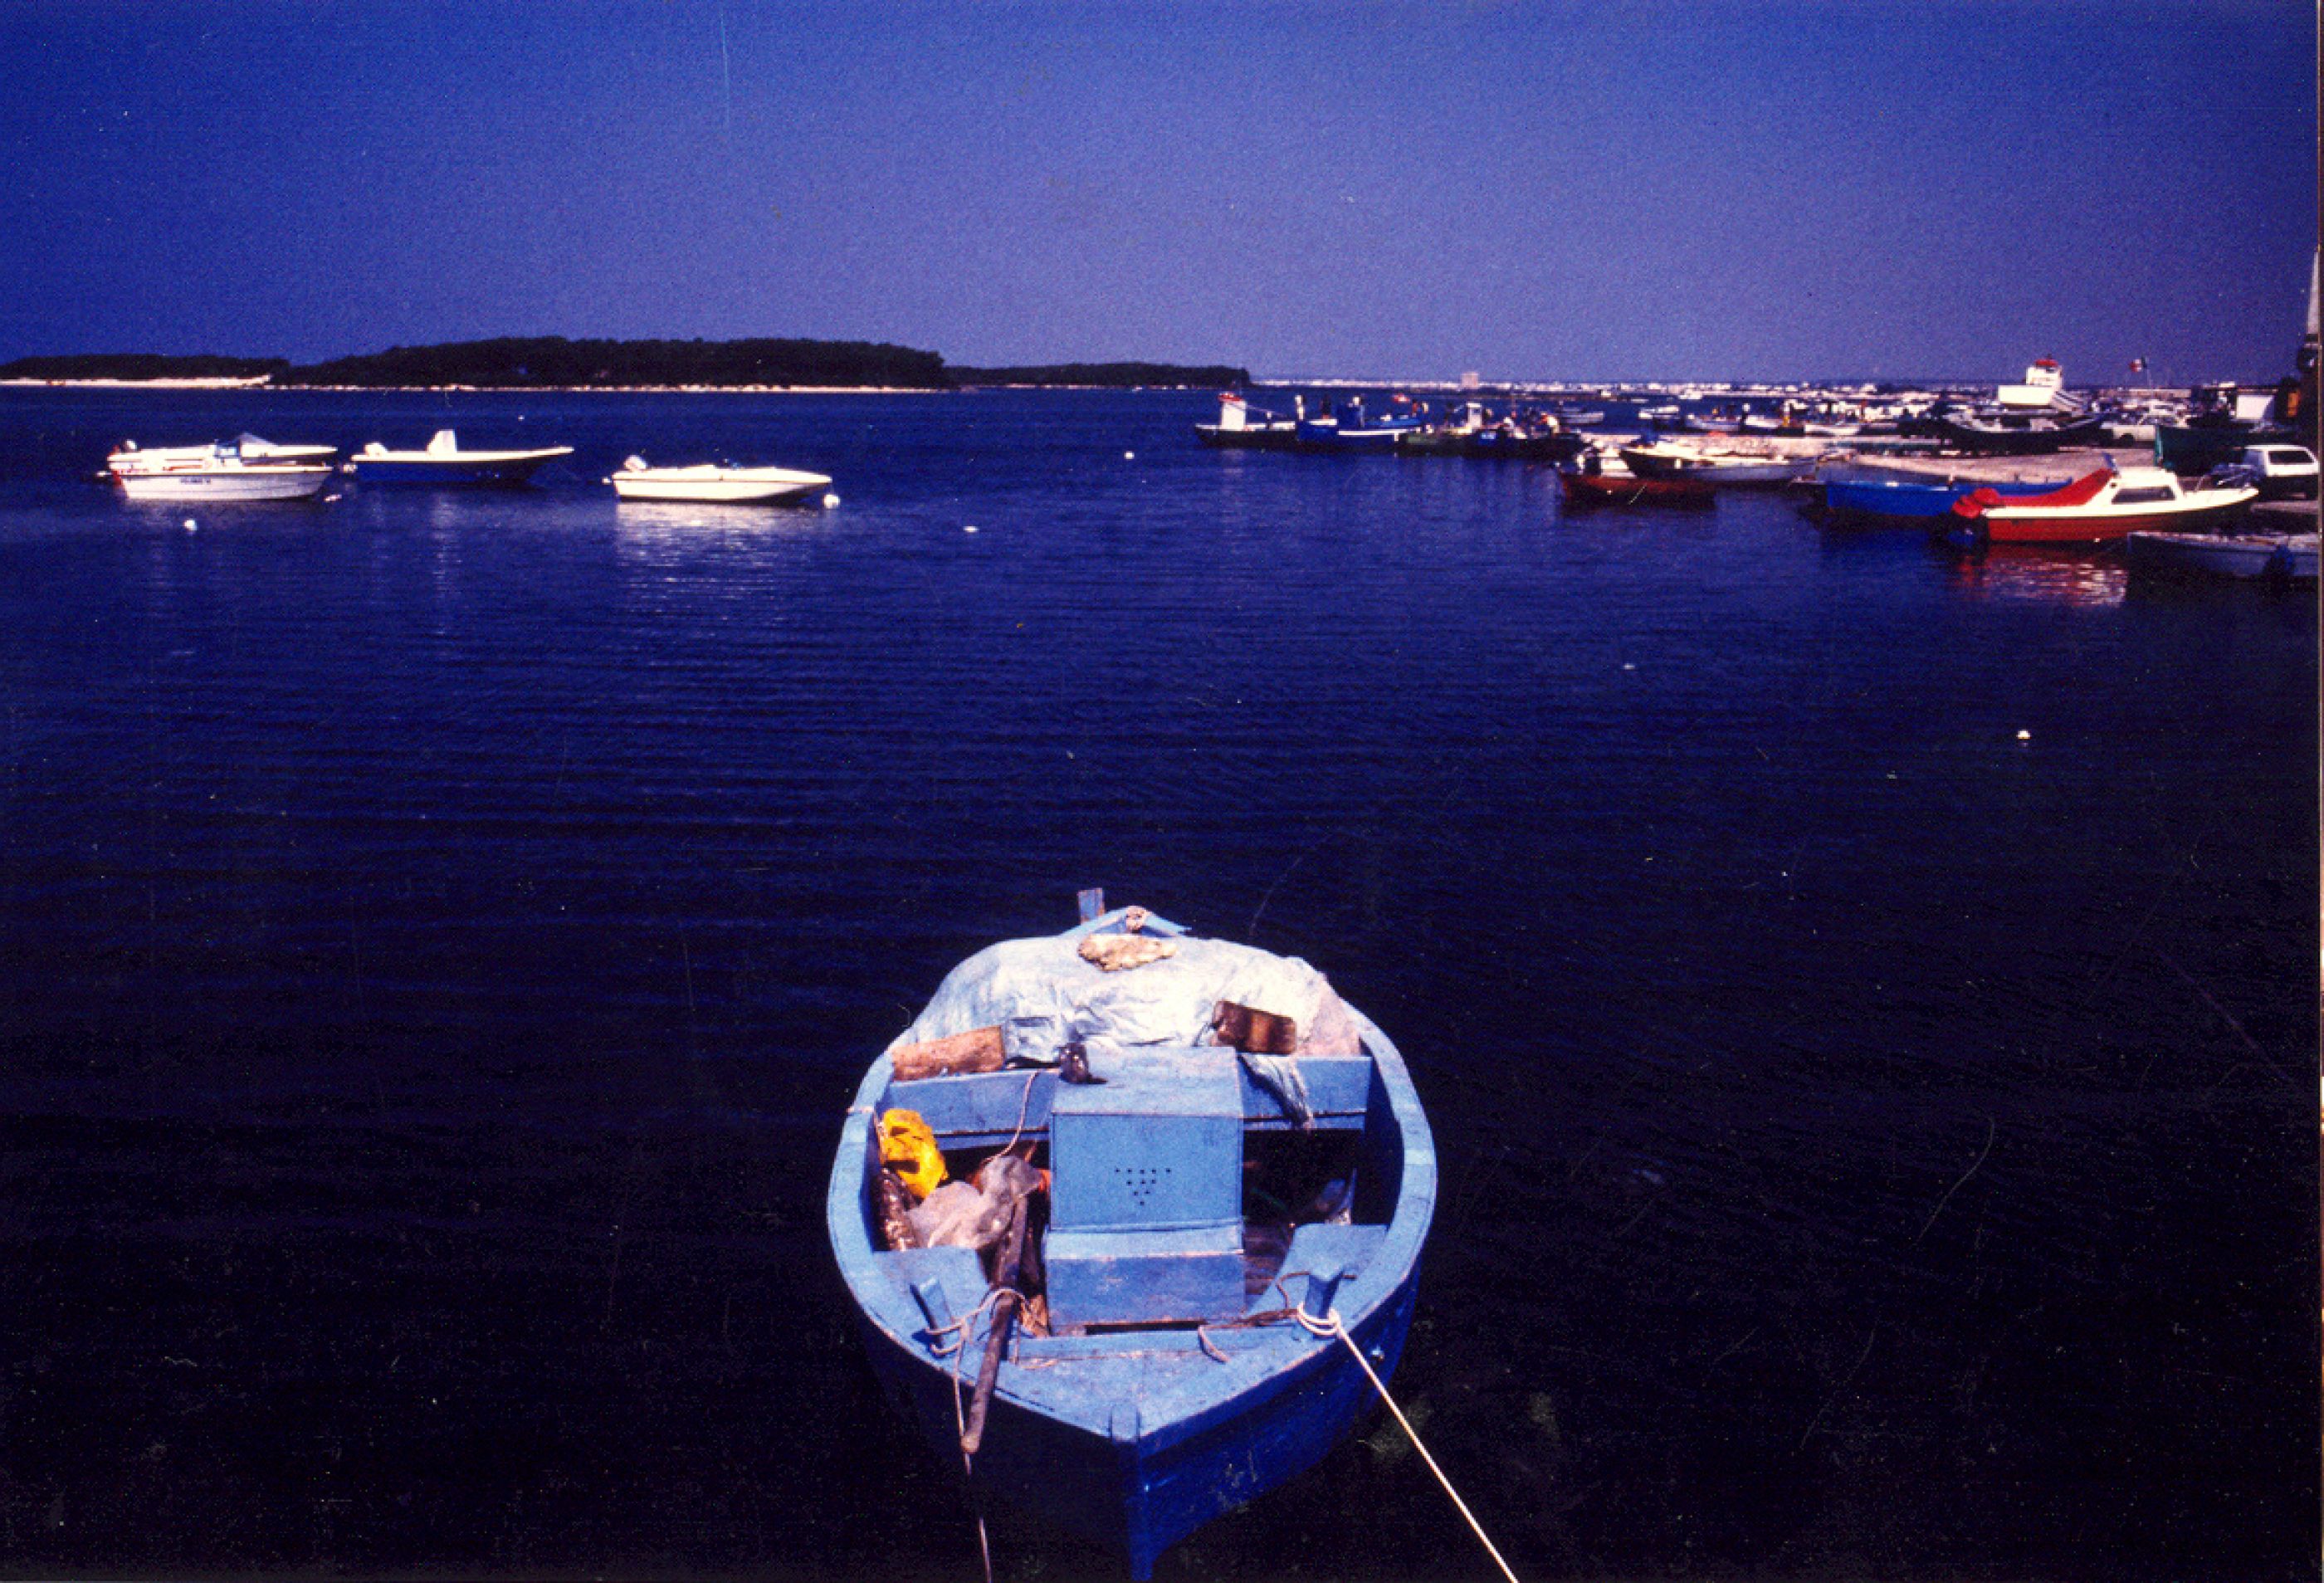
[1948,466,2257,545]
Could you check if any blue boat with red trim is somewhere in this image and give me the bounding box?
[825,897,1435,1579]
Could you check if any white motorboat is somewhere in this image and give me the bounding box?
[2124,529,2318,583]
[1950,466,2258,545]
[109,433,337,478]
[608,457,833,505]
[348,429,574,487]
[116,445,332,502]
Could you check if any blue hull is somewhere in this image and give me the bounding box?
[1292,424,1421,452]
[862,1255,1421,1577]
[349,458,557,487]
[828,908,1436,1579]
[1824,475,2068,521]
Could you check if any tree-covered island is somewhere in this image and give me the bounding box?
[0,340,1252,391]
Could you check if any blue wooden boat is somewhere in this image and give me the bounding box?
[1293,397,1428,452]
[1824,474,2071,522]
[348,429,574,487]
[826,901,1436,1579]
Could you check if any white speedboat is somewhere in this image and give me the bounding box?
[2125,529,2318,583]
[348,430,573,487]
[116,445,332,502]
[109,433,337,478]
[608,457,832,505]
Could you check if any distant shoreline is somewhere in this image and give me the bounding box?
[0,379,1229,394]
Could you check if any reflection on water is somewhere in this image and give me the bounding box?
[1940,543,2128,606]
[613,496,832,544]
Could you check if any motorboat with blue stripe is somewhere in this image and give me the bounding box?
[348,428,573,486]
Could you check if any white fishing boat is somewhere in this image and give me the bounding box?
[2124,529,2318,583]
[1618,439,1812,486]
[608,457,833,505]
[108,433,337,478]
[116,445,332,502]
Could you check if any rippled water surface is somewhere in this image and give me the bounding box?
[1,387,2315,1579]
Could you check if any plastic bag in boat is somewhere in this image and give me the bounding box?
[906,1153,1046,1253]
[886,931,1362,1064]
[908,1180,1014,1252]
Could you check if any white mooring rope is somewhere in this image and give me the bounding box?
[1298,1306,1522,1583]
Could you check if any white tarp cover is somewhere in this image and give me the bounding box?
[886,932,1363,1060]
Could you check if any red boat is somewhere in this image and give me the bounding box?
[1948,466,2258,544]
[1559,468,1716,507]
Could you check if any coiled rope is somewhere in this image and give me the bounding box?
[1294,1306,1522,1583]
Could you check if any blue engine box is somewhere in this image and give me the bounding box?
[1047,1048,1243,1232]
[1043,1048,1245,1328]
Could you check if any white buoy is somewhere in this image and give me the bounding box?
[1125,450,1135,460]
[823,492,840,508]
[183,518,197,531]
[2016,729,2031,741]
[964,525,979,534]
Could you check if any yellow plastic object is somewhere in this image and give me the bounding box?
[878,1109,947,1199]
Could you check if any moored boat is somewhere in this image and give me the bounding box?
[1560,464,1716,507]
[1822,474,2072,523]
[1400,404,1584,461]
[827,899,1434,1581]
[1194,392,1300,450]
[1293,396,1427,452]
[348,429,573,487]
[608,457,831,504]
[1949,466,2258,545]
[2125,529,2318,583]
[1618,440,1809,487]
[108,433,337,479]
[115,442,332,502]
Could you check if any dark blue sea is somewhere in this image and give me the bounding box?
[1,386,2314,1580]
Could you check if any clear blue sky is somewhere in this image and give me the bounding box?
[2,0,2312,384]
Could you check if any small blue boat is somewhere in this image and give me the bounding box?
[1824,474,2070,522]
[826,900,1436,1579]
[348,429,574,487]
[1293,396,1428,452]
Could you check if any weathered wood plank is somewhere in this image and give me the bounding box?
[891,1024,1007,1082]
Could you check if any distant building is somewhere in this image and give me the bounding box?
[1459,370,1482,390]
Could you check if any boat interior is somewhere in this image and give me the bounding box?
[848,1038,1410,1352]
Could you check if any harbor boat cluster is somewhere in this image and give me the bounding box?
[100,428,832,508]
[1192,305,2321,583]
